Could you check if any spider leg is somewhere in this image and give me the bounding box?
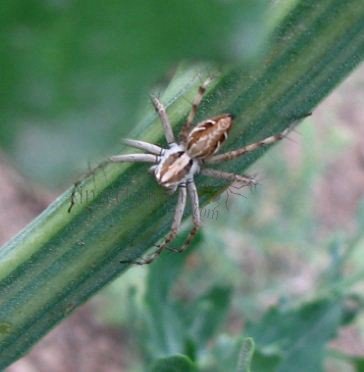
[206,127,293,164]
[179,78,212,144]
[200,168,257,187]
[68,159,111,213]
[123,185,187,265]
[200,169,257,212]
[68,154,159,213]
[110,154,158,163]
[206,113,312,164]
[231,172,260,190]
[122,139,163,155]
[227,187,249,197]
[169,181,201,254]
[150,96,176,145]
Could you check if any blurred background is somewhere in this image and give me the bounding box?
[0,0,268,189]
[1,0,364,371]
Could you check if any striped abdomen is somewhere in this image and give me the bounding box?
[186,114,233,159]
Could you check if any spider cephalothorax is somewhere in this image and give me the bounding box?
[70,79,307,264]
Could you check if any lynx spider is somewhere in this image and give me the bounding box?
[69,78,308,265]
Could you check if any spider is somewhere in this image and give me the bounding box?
[69,78,309,265]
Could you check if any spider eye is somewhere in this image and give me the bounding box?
[189,159,194,166]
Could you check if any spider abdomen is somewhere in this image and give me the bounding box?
[186,114,233,159]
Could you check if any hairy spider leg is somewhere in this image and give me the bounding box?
[150,96,175,145]
[68,159,113,213]
[121,139,163,155]
[167,181,201,254]
[200,168,257,186]
[68,152,159,213]
[206,126,292,164]
[206,114,312,164]
[121,185,188,265]
[109,154,158,163]
[179,78,212,144]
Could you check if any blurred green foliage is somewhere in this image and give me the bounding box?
[150,355,198,372]
[0,0,268,187]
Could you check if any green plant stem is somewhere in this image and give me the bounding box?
[0,0,363,367]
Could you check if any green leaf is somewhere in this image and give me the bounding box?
[249,349,281,372]
[0,0,363,367]
[188,286,232,350]
[351,356,364,372]
[145,232,201,307]
[139,235,231,361]
[206,336,247,372]
[204,336,256,372]
[141,234,200,359]
[237,337,255,372]
[150,354,198,372]
[246,298,345,372]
